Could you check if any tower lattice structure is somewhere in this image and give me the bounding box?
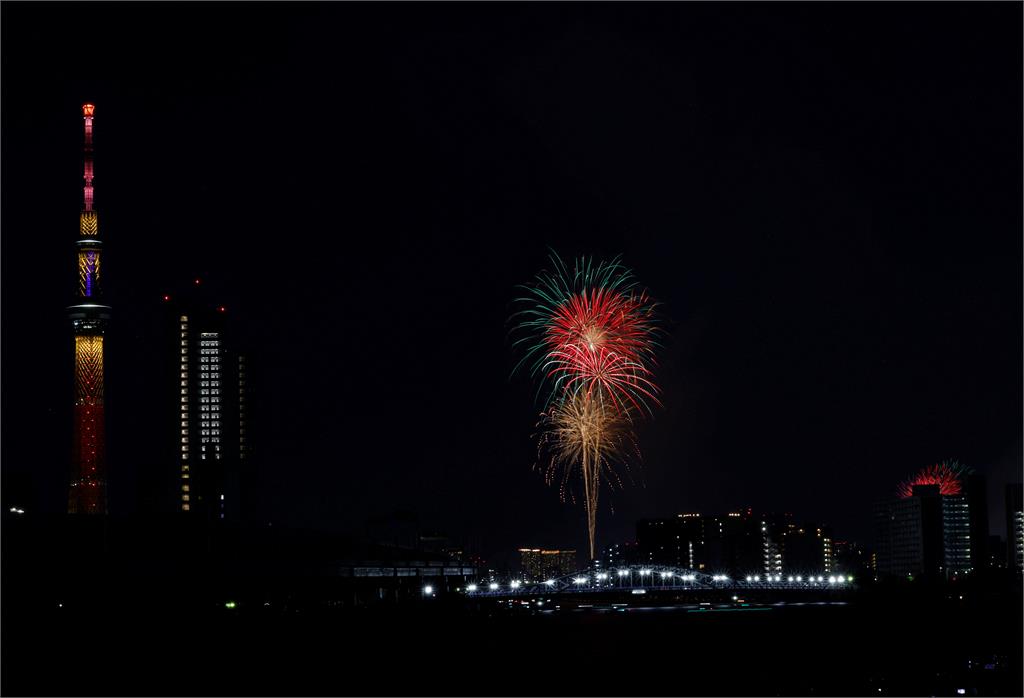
[67,103,111,514]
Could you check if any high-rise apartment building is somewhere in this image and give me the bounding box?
[781,526,834,574]
[1007,484,1023,573]
[162,288,247,521]
[875,484,972,579]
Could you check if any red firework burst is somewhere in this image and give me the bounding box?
[545,343,660,414]
[898,461,968,498]
[544,288,659,412]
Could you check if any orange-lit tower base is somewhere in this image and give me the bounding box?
[68,103,110,514]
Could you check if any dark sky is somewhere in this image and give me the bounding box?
[2,2,1021,560]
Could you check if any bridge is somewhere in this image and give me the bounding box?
[463,565,855,598]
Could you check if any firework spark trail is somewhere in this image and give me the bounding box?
[537,389,637,556]
[512,252,662,559]
[898,460,972,498]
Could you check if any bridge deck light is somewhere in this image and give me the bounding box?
[544,579,555,586]
[489,583,499,591]
[796,575,802,582]
[510,580,521,589]
[466,584,478,592]
[640,569,651,576]
[617,570,628,577]
[573,577,588,585]
[423,585,433,595]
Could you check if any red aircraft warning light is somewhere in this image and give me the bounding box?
[82,104,95,117]
[218,306,226,313]
[194,278,201,285]
[163,295,171,302]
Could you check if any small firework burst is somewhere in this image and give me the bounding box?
[898,460,973,498]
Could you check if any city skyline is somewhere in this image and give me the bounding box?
[1,2,1021,560]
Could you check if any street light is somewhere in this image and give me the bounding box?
[489,582,499,591]
[466,584,478,592]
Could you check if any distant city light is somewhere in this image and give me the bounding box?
[8,507,24,515]
[631,589,646,595]
[224,601,236,609]
[847,576,854,583]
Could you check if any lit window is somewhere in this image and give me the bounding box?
[182,495,190,502]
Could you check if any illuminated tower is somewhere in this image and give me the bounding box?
[67,103,110,514]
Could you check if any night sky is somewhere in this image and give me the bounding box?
[2,2,1021,560]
